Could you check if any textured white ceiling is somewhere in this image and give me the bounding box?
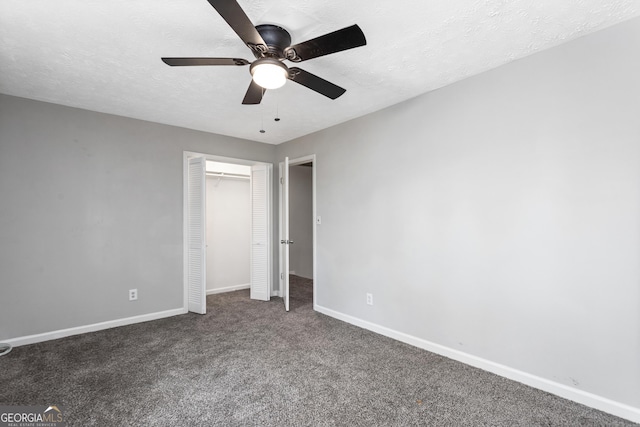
[1,1,638,144]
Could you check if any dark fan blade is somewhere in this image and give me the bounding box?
[207,0,267,54]
[289,67,346,99]
[242,80,264,104]
[286,24,366,62]
[161,57,250,66]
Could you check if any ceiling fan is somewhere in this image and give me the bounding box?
[161,0,367,105]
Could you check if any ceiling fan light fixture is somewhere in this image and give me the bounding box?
[250,58,288,89]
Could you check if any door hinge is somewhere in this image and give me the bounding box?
[280,177,283,184]
[281,273,284,280]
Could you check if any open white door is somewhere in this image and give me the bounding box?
[187,157,206,314]
[250,164,270,301]
[279,157,290,311]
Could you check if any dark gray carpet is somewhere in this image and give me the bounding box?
[0,276,636,426]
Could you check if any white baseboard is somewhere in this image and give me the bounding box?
[206,283,250,295]
[271,290,281,297]
[314,304,640,424]
[289,270,296,275]
[3,307,187,348]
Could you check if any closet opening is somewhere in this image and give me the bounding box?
[205,161,251,296]
[183,151,272,315]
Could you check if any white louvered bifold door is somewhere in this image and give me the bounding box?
[188,157,206,314]
[250,164,270,301]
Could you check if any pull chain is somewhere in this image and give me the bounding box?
[259,87,266,133]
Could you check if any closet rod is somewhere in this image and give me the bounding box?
[206,172,250,179]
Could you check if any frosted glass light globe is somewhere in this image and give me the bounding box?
[250,59,288,89]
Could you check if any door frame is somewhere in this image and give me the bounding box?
[183,151,273,312]
[279,154,317,309]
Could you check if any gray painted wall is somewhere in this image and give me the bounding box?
[288,165,313,279]
[276,17,640,408]
[0,94,275,339]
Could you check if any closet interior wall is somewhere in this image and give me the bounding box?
[205,161,251,294]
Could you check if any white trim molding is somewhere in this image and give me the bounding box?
[206,283,250,295]
[314,304,640,424]
[3,308,187,348]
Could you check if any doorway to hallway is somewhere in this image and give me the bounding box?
[279,155,316,312]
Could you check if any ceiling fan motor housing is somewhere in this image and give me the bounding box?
[255,24,292,58]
